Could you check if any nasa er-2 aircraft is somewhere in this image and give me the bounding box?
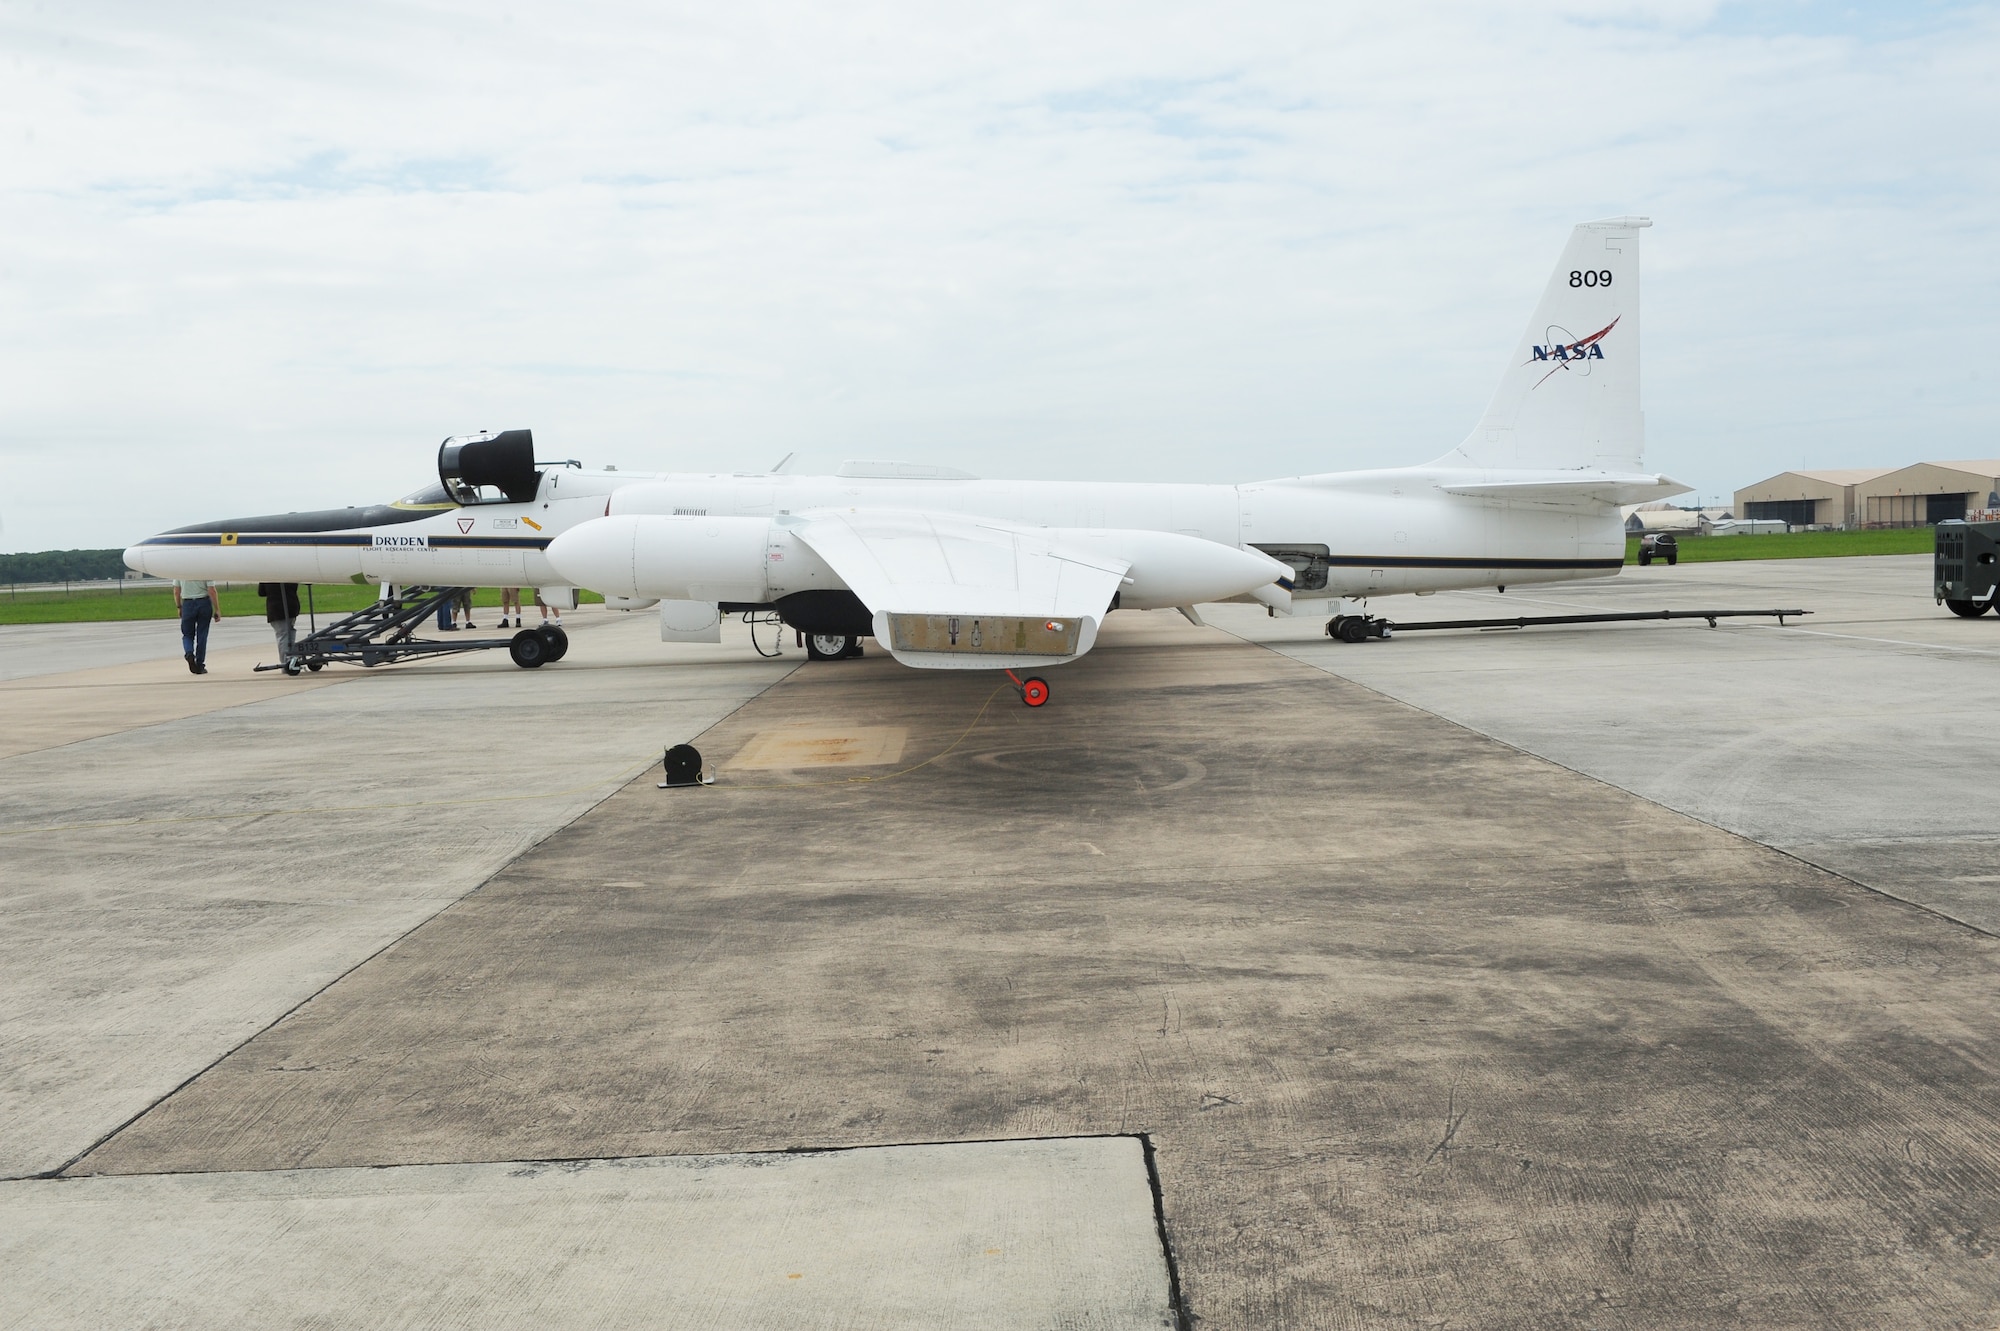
[126,216,1686,705]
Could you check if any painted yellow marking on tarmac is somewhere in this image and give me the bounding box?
[728,725,909,770]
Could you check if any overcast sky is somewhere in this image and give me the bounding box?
[2,0,1995,550]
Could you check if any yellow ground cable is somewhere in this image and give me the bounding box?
[0,684,1009,837]
[0,758,664,839]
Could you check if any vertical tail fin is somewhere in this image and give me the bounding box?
[1439,217,1650,472]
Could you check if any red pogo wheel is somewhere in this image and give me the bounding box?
[1021,676,1050,707]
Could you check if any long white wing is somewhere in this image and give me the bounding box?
[786,510,1129,669]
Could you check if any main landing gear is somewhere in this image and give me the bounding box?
[1326,614,1392,643]
[804,632,865,660]
[1005,670,1051,708]
[508,624,570,669]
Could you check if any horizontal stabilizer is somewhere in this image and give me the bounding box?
[1439,471,1689,507]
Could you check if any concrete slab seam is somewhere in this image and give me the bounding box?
[1228,631,2000,944]
[1139,1134,1194,1331]
[52,1131,1156,1183]
[50,663,806,1180]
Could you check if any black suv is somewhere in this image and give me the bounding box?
[1636,532,1679,566]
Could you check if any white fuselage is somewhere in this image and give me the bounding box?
[125,463,1627,604]
[599,466,1626,604]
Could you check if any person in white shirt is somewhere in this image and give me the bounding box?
[173,578,223,675]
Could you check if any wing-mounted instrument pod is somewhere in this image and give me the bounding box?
[438,429,540,504]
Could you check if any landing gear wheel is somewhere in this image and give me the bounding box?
[1021,676,1050,707]
[805,633,854,661]
[538,625,569,661]
[510,628,550,668]
[1334,616,1371,643]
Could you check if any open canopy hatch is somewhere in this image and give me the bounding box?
[438,429,540,504]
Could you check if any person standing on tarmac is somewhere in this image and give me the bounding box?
[258,582,301,664]
[498,587,523,629]
[173,578,222,674]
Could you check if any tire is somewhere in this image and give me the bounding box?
[1665,552,1678,566]
[510,628,549,668]
[1638,551,1652,566]
[306,660,324,672]
[1021,676,1050,707]
[805,633,853,661]
[539,625,569,661]
[1335,617,1370,643]
[282,659,302,677]
[1945,598,1988,618]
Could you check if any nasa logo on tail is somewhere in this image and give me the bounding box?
[1527,316,1618,388]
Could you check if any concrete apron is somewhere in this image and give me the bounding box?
[0,612,793,1181]
[53,615,2000,1328]
[2,1139,1174,1331]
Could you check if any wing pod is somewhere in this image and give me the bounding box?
[545,513,773,604]
[1081,530,1292,610]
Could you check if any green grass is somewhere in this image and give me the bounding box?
[1625,527,1936,565]
[0,584,604,625]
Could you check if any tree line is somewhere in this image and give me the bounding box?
[0,549,133,583]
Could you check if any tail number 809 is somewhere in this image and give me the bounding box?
[1569,270,1613,288]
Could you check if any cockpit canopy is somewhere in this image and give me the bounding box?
[437,429,540,505]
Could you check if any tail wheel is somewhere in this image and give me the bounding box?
[805,633,854,661]
[1021,676,1050,707]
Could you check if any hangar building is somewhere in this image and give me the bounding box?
[1735,462,2000,528]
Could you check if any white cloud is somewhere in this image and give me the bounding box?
[1,0,1995,546]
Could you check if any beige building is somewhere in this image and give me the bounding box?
[1736,462,2000,528]
[1733,468,1890,529]
[1855,461,2000,528]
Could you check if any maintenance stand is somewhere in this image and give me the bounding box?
[255,586,569,674]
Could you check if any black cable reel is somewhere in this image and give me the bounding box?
[658,743,709,788]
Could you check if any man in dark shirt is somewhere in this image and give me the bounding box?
[257,582,302,664]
